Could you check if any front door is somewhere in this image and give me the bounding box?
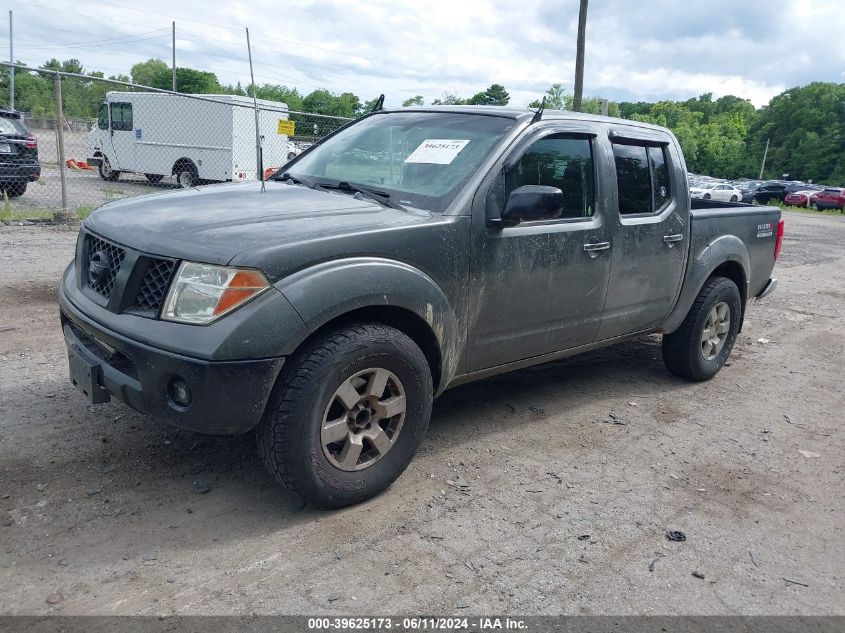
[108,101,135,170]
[597,137,688,340]
[468,128,612,371]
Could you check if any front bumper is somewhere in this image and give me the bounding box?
[59,283,285,435]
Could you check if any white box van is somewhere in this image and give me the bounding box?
[87,92,294,187]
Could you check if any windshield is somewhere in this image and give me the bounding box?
[281,111,516,212]
[0,115,29,136]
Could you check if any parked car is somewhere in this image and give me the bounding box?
[690,182,742,202]
[60,106,782,508]
[814,187,845,210]
[747,182,789,204]
[784,190,819,207]
[87,92,293,188]
[285,141,313,162]
[0,108,40,198]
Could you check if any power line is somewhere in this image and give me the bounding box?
[15,33,169,50]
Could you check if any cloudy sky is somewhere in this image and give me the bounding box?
[4,0,845,108]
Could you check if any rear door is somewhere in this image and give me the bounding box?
[597,131,688,340]
[108,101,135,170]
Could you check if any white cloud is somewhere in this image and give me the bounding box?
[5,0,843,108]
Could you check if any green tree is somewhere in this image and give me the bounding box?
[402,95,424,107]
[529,83,566,109]
[468,84,509,106]
[748,82,845,183]
[130,58,169,87]
[431,93,467,105]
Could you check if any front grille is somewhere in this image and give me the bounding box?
[133,258,176,313]
[86,235,125,299]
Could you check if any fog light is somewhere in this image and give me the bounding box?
[168,377,192,408]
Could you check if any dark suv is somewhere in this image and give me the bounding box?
[0,109,40,197]
[745,182,788,204]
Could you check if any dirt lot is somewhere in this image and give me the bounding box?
[0,211,843,615]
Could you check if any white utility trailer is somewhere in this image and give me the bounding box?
[86,92,294,187]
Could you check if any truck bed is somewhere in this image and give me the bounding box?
[689,198,780,298]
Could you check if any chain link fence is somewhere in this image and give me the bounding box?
[1,63,353,221]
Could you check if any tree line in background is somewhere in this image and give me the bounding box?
[1,57,843,184]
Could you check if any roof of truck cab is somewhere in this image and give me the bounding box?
[386,105,669,132]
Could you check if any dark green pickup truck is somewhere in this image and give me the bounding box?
[59,106,782,507]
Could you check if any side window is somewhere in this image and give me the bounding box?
[649,145,670,210]
[613,143,651,214]
[110,103,132,131]
[613,141,671,215]
[504,134,595,219]
[97,104,109,130]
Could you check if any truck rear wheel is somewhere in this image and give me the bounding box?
[662,276,742,381]
[174,162,198,188]
[98,157,120,181]
[256,323,433,508]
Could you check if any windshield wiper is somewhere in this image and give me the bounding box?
[321,180,408,212]
[276,172,325,191]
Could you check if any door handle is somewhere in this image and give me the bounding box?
[663,234,684,247]
[583,241,610,258]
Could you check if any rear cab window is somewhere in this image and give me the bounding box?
[612,139,671,215]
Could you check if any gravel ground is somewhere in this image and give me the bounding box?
[0,210,843,615]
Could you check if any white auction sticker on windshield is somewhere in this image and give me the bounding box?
[404,139,470,164]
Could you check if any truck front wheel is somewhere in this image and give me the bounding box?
[257,323,433,508]
[662,276,742,381]
[99,157,120,181]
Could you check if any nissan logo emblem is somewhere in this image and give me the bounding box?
[88,250,110,285]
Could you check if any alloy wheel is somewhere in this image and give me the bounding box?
[320,367,406,471]
[701,301,730,360]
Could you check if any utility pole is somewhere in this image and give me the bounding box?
[572,0,588,112]
[758,137,770,179]
[8,10,13,110]
[171,21,176,92]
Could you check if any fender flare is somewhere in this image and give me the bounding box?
[275,257,460,392]
[661,234,750,335]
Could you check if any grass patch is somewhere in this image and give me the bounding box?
[2,192,95,222]
[100,186,126,196]
[2,208,55,222]
[75,205,95,219]
[783,205,844,217]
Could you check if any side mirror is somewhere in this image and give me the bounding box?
[491,185,565,228]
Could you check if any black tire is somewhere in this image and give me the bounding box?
[256,323,433,508]
[98,157,120,181]
[730,195,738,202]
[703,193,711,200]
[174,162,198,188]
[287,151,297,161]
[145,173,164,183]
[1,181,27,198]
[662,276,742,381]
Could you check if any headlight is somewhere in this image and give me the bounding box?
[162,262,270,324]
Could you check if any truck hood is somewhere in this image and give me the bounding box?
[84,180,429,266]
